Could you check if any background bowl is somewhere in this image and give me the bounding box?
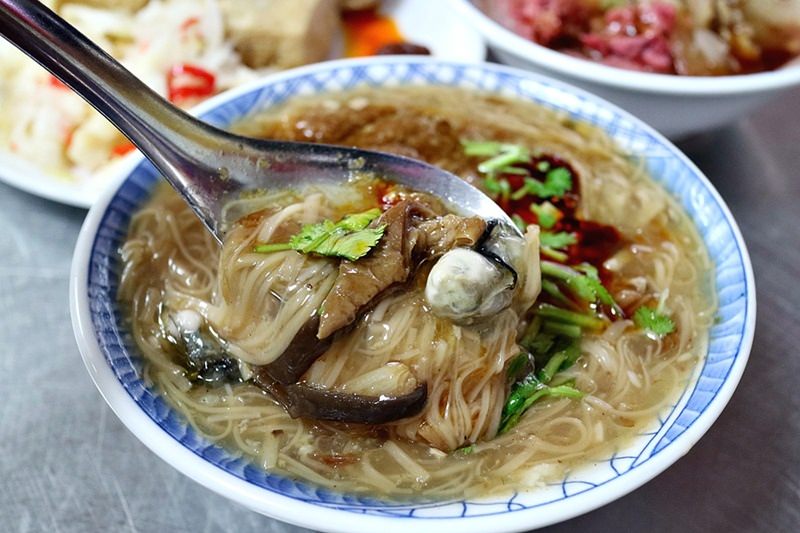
[450,0,800,139]
[70,57,755,532]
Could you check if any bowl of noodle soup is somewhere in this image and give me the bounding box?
[70,57,755,532]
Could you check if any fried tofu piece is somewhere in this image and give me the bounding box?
[218,0,338,68]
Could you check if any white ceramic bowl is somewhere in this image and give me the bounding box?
[70,57,755,532]
[450,0,800,138]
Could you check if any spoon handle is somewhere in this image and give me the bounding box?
[0,0,233,220]
[0,0,518,239]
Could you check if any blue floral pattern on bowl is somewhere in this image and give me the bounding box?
[85,59,752,519]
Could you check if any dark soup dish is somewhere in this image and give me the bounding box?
[483,0,800,75]
[118,86,715,499]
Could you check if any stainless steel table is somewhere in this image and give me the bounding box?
[1,88,798,533]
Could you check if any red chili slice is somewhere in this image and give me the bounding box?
[48,75,67,90]
[166,63,216,104]
[112,141,136,157]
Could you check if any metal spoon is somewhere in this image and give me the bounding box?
[0,0,515,242]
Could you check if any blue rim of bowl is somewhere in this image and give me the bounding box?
[74,57,755,530]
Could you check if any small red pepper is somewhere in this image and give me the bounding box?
[48,75,68,90]
[180,16,199,32]
[166,63,216,104]
[112,141,136,157]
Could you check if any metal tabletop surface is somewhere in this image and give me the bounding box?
[1,87,798,533]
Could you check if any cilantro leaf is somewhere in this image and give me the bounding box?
[633,306,676,337]
[463,140,575,204]
[529,201,561,229]
[335,208,381,231]
[502,329,584,433]
[541,167,573,197]
[301,227,385,260]
[541,261,622,315]
[254,208,385,261]
[512,166,573,200]
[499,380,582,434]
[540,231,577,250]
[484,174,512,201]
[288,220,336,253]
[565,275,602,302]
[573,264,617,311]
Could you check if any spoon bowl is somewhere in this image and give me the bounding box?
[0,0,512,241]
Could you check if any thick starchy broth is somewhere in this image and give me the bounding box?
[119,87,715,499]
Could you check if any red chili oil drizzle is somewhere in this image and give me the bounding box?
[497,155,623,281]
[379,155,623,278]
[378,153,623,297]
[375,180,397,208]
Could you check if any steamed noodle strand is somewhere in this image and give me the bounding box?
[118,87,715,499]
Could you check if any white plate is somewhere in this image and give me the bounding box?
[0,0,485,208]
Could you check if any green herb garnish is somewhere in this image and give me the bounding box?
[506,351,532,381]
[512,167,573,200]
[541,261,621,314]
[461,140,511,157]
[541,167,573,197]
[499,379,583,434]
[461,140,531,174]
[537,341,578,383]
[519,316,543,349]
[462,140,575,205]
[484,173,512,201]
[540,246,568,262]
[535,303,607,331]
[529,202,561,230]
[253,208,385,261]
[633,306,676,337]
[541,320,582,338]
[567,274,610,305]
[523,331,556,358]
[503,332,585,433]
[540,231,577,250]
[541,279,573,307]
